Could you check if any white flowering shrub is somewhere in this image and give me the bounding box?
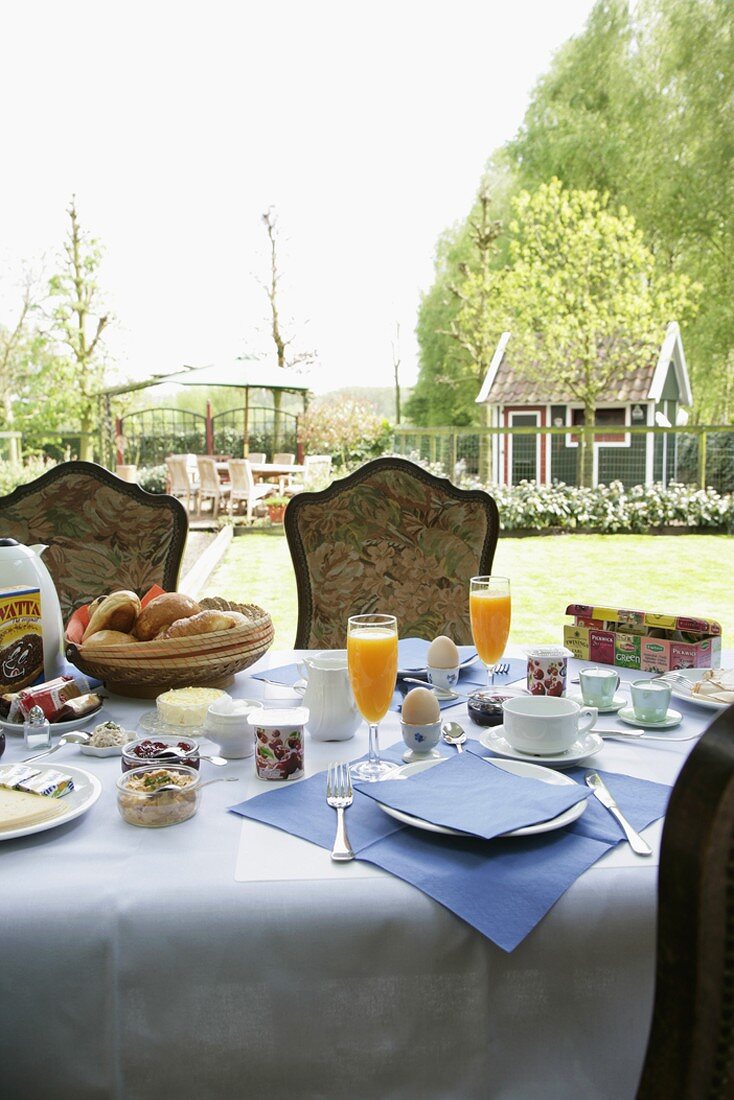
[390,454,733,532]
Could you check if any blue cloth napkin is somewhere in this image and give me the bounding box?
[397,638,477,671]
[353,753,589,839]
[230,739,671,952]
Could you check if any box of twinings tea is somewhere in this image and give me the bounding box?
[0,586,44,694]
[564,603,722,673]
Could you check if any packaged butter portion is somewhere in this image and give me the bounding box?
[18,769,74,798]
[0,764,42,789]
[0,586,43,695]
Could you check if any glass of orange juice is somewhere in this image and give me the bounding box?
[347,613,399,782]
[469,576,511,691]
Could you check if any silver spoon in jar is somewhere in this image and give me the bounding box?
[155,747,229,767]
[441,722,467,753]
[149,775,240,796]
[23,731,91,763]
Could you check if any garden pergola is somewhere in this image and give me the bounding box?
[98,359,311,465]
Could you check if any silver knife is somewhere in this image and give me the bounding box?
[585,772,652,856]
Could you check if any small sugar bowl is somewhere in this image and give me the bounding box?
[204,697,264,760]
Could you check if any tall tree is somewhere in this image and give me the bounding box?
[507,0,734,421]
[259,207,315,450]
[0,272,41,462]
[48,197,111,461]
[502,179,698,484]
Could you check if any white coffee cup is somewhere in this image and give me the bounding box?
[295,650,362,741]
[502,696,598,755]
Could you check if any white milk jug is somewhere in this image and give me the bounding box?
[0,538,65,681]
[297,650,362,741]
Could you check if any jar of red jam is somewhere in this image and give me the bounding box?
[121,736,200,773]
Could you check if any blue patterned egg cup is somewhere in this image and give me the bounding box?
[400,718,442,763]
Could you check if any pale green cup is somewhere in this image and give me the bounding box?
[630,678,672,722]
[579,667,620,709]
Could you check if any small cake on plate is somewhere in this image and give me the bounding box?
[156,687,229,728]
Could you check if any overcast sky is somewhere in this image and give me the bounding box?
[1,0,597,395]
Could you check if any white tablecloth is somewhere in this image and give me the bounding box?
[0,653,722,1100]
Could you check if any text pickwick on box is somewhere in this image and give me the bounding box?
[564,604,722,674]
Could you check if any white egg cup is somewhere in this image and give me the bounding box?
[400,718,442,763]
[427,665,460,692]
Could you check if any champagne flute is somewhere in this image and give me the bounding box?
[469,576,511,692]
[347,613,399,782]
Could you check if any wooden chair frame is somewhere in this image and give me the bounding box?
[284,456,500,649]
[637,703,734,1098]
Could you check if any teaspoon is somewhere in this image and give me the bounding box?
[23,731,91,763]
[150,775,240,796]
[441,722,467,753]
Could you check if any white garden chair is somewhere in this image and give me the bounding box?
[228,459,275,522]
[196,456,230,519]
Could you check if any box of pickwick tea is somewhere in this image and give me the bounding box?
[564,604,722,673]
[0,586,44,695]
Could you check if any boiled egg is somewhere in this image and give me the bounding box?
[402,687,441,726]
[427,635,460,669]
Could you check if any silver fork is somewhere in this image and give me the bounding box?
[494,662,510,676]
[326,761,355,862]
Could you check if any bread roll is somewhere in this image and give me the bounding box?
[83,591,142,641]
[134,593,201,641]
[158,610,234,640]
[83,630,138,648]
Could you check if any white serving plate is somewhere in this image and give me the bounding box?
[479,726,603,768]
[0,705,104,737]
[661,669,730,711]
[374,756,586,837]
[0,763,102,841]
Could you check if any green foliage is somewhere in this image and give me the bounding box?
[0,456,57,496]
[503,180,697,482]
[507,0,734,422]
[414,0,734,426]
[300,397,392,468]
[46,198,111,460]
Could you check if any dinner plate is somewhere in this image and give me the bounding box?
[660,669,730,711]
[567,692,626,714]
[618,706,682,730]
[375,756,586,837]
[0,763,102,841]
[0,705,104,737]
[479,726,603,768]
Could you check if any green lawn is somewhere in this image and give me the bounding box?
[202,532,733,650]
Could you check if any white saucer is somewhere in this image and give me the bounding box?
[478,726,603,768]
[0,706,104,737]
[618,706,682,730]
[377,756,586,836]
[568,692,625,714]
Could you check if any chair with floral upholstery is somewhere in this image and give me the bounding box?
[0,461,188,621]
[284,456,500,648]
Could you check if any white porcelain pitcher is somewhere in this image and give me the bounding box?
[0,538,64,680]
[296,650,361,741]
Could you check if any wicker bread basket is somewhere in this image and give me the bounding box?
[66,597,274,697]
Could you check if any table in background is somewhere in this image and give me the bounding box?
[0,652,721,1100]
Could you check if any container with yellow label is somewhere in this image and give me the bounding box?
[0,586,43,694]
